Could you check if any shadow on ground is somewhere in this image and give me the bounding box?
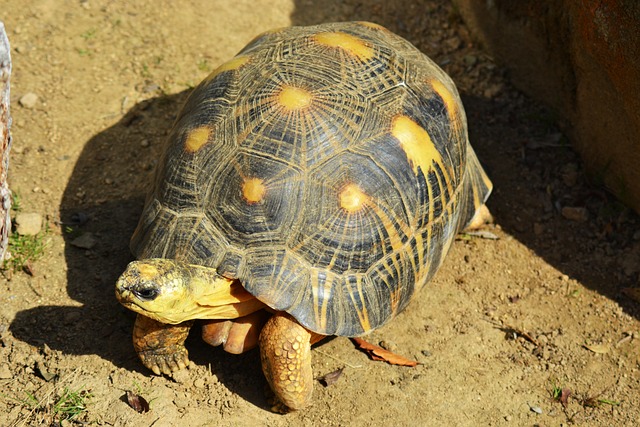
[9,88,270,406]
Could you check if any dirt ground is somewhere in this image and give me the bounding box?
[2,1,640,426]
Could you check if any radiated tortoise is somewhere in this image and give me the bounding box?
[115,21,492,411]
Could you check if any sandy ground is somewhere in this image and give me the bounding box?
[2,1,640,426]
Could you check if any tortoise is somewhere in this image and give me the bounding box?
[115,21,492,411]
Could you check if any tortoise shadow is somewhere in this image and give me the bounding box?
[10,91,186,369]
[8,88,277,409]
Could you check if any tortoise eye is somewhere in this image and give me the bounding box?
[134,287,159,301]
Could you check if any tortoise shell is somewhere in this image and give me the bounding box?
[131,22,492,337]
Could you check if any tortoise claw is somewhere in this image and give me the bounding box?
[137,344,190,375]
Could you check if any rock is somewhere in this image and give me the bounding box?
[18,92,38,108]
[561,206,588,222]
[463,54,477,66]
[70,232,97,249]
[14,212,42,235]
[452,0,640,214]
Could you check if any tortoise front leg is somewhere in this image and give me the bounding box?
[202,309,271,354]
[259,312,325,411]
[133,314,192,375]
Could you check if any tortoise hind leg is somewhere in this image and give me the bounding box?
[463,204,493,231]
[133,314,192,375]
[259,312,315,411]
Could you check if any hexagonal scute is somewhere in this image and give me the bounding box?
[289,151,410,275]
[203,150,304,247]
[230,59,367,168]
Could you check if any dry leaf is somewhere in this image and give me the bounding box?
[583,343,610,354]
[126,391,150,413]
[23,260,35,276]
[319,368,344,387]
[559,388,572,408]
[351,337,419,367]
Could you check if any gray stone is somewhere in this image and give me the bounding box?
[70,232,97,249]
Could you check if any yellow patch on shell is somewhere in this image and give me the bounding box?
[184,126,212,153]
[313,31,374,61]
[204,55,250,82]
[339,184,369,213]
[242,177,267,203]
[430,79,460,125]
[391,115,443,176]
[355,21,388,31]
[277,85,313,111]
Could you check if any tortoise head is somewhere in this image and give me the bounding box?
[115,259,266,324]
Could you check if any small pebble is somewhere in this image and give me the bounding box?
[19,92,38,108]
[533,223,545,235]
[561,206,588,222]
[139,83,160,93]
[70,232,97,249]
[14,212,43,236]
[463,54,477,66]
[64,311,81,324]
[140,139,150,147]
[529,405,543,414]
